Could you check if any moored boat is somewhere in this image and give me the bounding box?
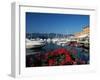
[26,39,46,49]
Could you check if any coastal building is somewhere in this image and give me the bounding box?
[74,26,89,42]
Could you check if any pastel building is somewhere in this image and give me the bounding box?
[74,26,89,41]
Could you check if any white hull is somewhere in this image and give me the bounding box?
[26,39,46,49]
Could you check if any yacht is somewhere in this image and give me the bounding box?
[26,39,46,49]
[56,39,68,46]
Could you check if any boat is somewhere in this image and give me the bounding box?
[26,39,46,49]
[56,39,68,46]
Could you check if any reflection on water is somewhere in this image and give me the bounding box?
[26,42,61,55]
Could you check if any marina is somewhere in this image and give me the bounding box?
[26,12,90,67]
[26,37,89,67]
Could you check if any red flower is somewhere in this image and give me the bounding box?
[46,48,74,65]
[65,54,72,62]
[48,59,55,66]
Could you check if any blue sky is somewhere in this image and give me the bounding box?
[26,12,89,34]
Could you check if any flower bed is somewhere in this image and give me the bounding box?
[46,48,73,66]
[26,48,88,67]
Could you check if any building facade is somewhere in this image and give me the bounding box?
[74,26,89,41]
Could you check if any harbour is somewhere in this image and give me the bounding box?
[26,12,90,67]
[26,37,89,67]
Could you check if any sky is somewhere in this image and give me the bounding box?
[26,12,89,34]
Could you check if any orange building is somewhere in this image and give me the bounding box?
[74,26,89,39]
